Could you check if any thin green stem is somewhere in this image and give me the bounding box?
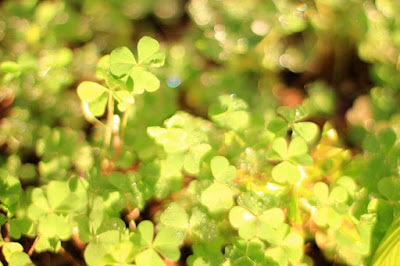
[120,105,130,147]
[104,90,114,152]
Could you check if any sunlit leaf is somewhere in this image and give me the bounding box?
[292,122,319,144]
[210,156,236,183]
[201,183,234,212]
[130,67,160,93]
[110,46,136,77]
[138,36,160,64]
[272,161,301,184]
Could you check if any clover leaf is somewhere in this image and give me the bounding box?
[224,237,266,265]
[187,242,224,266]
[267,137,313,184]
[148,112,212,175]
[377,177,400,201]
[277,106,309,123]
[265,230,304,265]
[77,81,109,117]
[110,46,137,77]
[292,122,319,144]
[109,37,165,94]
[272,105,320,144]
[209,94,250,132]
[84,230,134,266]
[229,206,289,244]
[132,220,182,266]
[201,183,234,213]
[184,143,212,175]
[0,175,22,216]
[309,182,348,227]
[210,156,237,183]
[272,161,301,184]
[188,207,219,242]
[138,36,165,66]
[160,203,189,233]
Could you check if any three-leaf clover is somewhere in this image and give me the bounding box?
[229,206,289,244]
[132,220,182,266]
[209,94,250,132]
[147,112,212,175]
[267,137,313,184]
[268,106,319,144]
[110,36,165,94]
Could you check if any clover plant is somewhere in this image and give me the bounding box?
[1,1,400,265]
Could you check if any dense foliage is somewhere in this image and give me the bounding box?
[1,0,400,265]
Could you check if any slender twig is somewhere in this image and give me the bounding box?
[28,234,41,256]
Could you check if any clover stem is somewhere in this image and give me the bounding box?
[104,91,114,152]
[120,105,130,147]
[28,234,41,256]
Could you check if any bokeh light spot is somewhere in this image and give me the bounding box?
[167,76,181,88]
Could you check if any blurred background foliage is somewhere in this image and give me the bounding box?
[1,0,400,265]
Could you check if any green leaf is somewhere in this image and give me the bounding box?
[136,248,165,266]
[271,161,301,184]
[27,188,50,221]
[114,90,134,105]
[77,81,109,116]
[137,220,154,247]
[110,46,136,77]
[209,95,250,131]
[147,127,188,153]
[210,156,236,183]
[225,238,266,265]
[84,241,107,266]
[292,122,319,144]
[130,67,160,93]
[103,240,139,264]
[2,242,24,262]
[313,206,329,227]
[141,51,165,68]
[313,182,329,203]
[188,243,224,266]
[0,176,22,216]
[183,144,212,175]
[37,213,72,240]
[287,137,308,157]
[272,137,287,159]
[0,214,6,226]
[229,206,255,229]
[201,183,234,212]
[9,218,33,239]
[34,236,61,253]
[1,61,20,73]
[47,181,70,210]
[260,208,285,229]
[160,203,188,231]
[96,55,110,80]
[265,246,287,266]
[153,227,181,261]
[378,177,400,201]
[328,186,348,205]
[138,36,160,64]
[277,106,308,123]
[8,252,31,266]
[282,231,303,262]
[267,119,288,135]
[77,81,108,103]
[189,207,219,242]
